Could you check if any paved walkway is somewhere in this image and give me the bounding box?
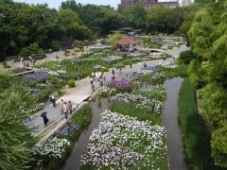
[25,45,189,136]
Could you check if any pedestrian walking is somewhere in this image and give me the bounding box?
[112,69,115,75]
[41,112,49,127]
[91,84,95,91]
[100,80,103,86]
[60,99,64,114]
[68,101,73,114]
[63,102,68,119]
[50,95,56,107]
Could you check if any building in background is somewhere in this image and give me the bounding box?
[120,0,179,8]
[181,0,191,7]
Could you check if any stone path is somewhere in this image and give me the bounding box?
[25,45,189,136]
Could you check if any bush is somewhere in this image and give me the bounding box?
[19,42,41,60]
[102,68,109,72]
[178,50,194,65]
[67,79,75,88]
[0,51,6,61]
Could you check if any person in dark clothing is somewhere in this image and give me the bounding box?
[100,80,103,86]
[112,69,115,75]
[50,95,56,108]
[41,112,49,127]
[68,101,73,114]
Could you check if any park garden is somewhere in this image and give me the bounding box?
[2,0,227,170]
[30,63,188,170]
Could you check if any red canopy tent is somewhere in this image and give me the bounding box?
[117,37,136,46]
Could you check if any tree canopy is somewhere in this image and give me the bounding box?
[0,0,188,61]
[187,0,227,168]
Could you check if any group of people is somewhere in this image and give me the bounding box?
[60,100,73,119]
[41,98,74,126]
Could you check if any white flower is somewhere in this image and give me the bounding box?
[80,110,167,169]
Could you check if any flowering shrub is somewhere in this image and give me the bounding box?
[134,72,166,85]
[98,86,116,97]
[32,137,70,159]
[23,72,49,82]
[118,72,139,82]
[81,110,167,170]
[108,80,132,93]
[111,93,162,114]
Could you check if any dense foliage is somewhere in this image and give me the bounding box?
[0,86,37,170]
[0,0,90,59]
[187,0,227,168]
[0,0,188,61]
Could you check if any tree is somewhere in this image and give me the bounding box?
[188,8,214,59]
[19,42,40,59]
[119,4,147,29]
[147,6,184,34]
[200,83,227,126]
[0,87,37,170]
[211,124,227,168]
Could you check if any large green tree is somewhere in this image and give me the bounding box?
[119,4,147,29]
[187,0,227,168]
[147,6,184,34]
[0,86,37,170]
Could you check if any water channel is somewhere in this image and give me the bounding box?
[63,77,187,170]
[163,77,187,170]
[63,99,109,170]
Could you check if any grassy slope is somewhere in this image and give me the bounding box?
[178,78,216,170]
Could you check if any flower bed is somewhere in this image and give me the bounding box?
[23,72,49,82]
[134,72,166,85]
[31,105,92,170]
[80,110,167,170]
[135,85,167,102]
[108,80,132,93]
[98,86,117,98]
[32,138,70,159]
[111,93,162,114]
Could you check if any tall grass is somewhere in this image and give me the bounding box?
[72,105,92,128]
[178,78,218,170]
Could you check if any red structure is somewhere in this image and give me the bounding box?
[117,37,137,46]
[120,0,179,8]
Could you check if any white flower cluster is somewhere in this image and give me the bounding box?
[81,110,167,169]
[32,137,70,159]
[111,93,162,113]
[98,86,116,97]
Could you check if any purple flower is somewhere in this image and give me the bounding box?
[23,72,49,81]
[108,80,131,89]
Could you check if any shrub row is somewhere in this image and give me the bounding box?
[178,78,218,170]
